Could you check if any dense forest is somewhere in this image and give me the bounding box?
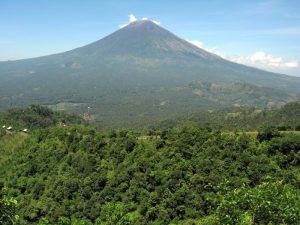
[0,105,299,224]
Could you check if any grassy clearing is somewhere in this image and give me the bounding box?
[280,130,300,135]
[47,102,84,111]
[0,133,27,164]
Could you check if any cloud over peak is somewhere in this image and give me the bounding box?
[119,14,161,28]
[129,14,137,23]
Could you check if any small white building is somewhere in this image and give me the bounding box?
[7,126,12,131]
[23,128,29,133]
[2,125,5,129]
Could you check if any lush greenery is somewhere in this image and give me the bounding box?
[0,105,299,224]
[0,105,83,132]
[156,101,300,131]
[0,186,18,225]
[188,80,295,108]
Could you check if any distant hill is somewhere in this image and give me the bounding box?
[155,101,300,131]
[0,20,299,127]
[188,80,296,108]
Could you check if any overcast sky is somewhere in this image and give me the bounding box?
[0,0,299,76]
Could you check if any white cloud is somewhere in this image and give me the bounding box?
[118,14,161,28]
[285,61,298,68]
[119,14,137,28]
[228,51,298,70]
[129,14,137,23]
[188,39,300,76]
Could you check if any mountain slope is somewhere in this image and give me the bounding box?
[0,20,299,127]
[188,80,296,108]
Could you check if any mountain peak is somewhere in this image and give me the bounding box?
[132,19,156,25]
[121,19,162,33]
[94,18,219,60]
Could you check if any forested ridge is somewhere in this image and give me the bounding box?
[155,101,300,131]
[0,105,299,225]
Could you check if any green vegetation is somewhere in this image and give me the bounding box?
[157,101,300,131]
[0,104,299,224]
[0,186,18,225]
[0,105,84,132]
[216,182,299,224]
[188,80,295,108]
[47,103,84,112]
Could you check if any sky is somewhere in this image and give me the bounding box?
[0,0,300,76]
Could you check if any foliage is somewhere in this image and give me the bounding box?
[95,202,139,225]
[158,101,300,132]
[257,127,281,142]
[0,128,5,138]
[216,181,299,224]
[0,105,83,132]
[0,186,19,225]
[0,122,299,224]
[189,80,295,108]
[0,105,299,224]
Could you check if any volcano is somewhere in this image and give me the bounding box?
[0,20,299,127]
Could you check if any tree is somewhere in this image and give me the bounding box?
[95,202,139,225]
[0,187,18,225]
[257,127,281,142]
[216,181,299,225]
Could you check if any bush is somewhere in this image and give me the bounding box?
[95,202,139,225]
[0,187,19,225]
[257,127,281,142]
[0,128,5,138]
[216,182,299,225]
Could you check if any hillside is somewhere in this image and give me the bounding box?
[188,80,296,108]
[0,105,83,132]
[0,105,299,224]
[155,101,300,131]
[0,20,299,127]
